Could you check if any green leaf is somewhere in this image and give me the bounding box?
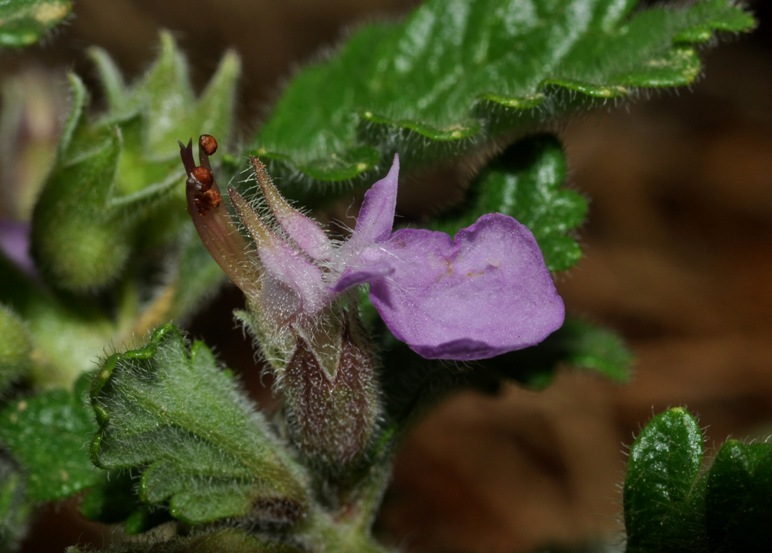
[0,0,72,48]
[435,134,586,272]
[30,32,240,293]
[0,374,101,502]
[623,408,707,553]
[252,0,755,191]
[705,440,772,553]
[90,324,310,525]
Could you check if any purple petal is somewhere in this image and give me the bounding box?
[229,188,328,316]
[367,213,565,360]
[347,155,400,251]
[251,157,331,261]
[332,246,394,292]
[257,237,328,315]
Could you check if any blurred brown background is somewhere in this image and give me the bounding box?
[2,1,771,552]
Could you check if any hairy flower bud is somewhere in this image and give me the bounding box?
[280,311,380,467]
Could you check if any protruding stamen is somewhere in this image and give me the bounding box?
[178,138,196,176]
[199,134,218,156]
[191,166,213,190]
[179,136,259,298]
[180,137,223,216]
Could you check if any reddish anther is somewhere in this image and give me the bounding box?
[179,135,224,216]
[199,134,218,156]
[191,166,214,190]
[193,188,222,215]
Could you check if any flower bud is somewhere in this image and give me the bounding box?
[281,310,380,469]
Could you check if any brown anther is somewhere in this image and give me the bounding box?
[193,187,222,216]
[191,166,214,190]
[199,134,218,156]
[203,188,222,209]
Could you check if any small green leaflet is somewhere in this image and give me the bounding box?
[91,324,310,525]
[623,408,772,553]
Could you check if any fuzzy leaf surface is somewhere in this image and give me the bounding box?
[252,0,754,190]
[0,374,101,502]
[623,407,706,553]
[0,0,71,47]
[90,325,309,525]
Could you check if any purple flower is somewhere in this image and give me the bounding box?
[180,136,564,362]
[332,157,565,360]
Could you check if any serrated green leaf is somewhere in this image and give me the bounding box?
[0,0,71,48]
[705,440,772,553]
[624,408,707,553]
[252,0,754,190]
[90,324,310,525]
[435,134,586,272]
[0,374,101,502]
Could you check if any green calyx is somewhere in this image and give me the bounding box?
[30,32,240,293]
